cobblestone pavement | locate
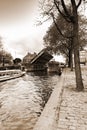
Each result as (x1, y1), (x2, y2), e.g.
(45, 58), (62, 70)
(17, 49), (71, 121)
(57, 67), (87, 130)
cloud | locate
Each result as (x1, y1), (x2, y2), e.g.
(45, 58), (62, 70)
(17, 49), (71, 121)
(0, 0), (37, 23)
(3, 33), (45, 59)
(0, 0), (51, 59)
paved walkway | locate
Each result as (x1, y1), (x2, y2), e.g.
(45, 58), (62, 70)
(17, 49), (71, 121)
(57, 67), (87, 130)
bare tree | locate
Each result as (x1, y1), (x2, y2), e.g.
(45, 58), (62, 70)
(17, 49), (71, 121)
(0, 37), (13, 66)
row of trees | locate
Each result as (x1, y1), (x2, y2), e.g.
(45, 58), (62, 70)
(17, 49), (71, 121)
(40, 0), (87, 91)
(0, 51), (13, 66)
(0, 40), (13, 66)
(0, 38), (23, 66)
(43, 13), (87, 69)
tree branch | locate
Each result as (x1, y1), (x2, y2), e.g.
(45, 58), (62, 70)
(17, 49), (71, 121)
(54, 0), (72, 22)
(76, 0), (82, 8)
(60, 42), (70, 50)
(71, 0), (76, 8)
(61, 0), (72, 18)
(51, 13), (73, 39)
(58, 46), (69, 57)
(36, 16), (51, 26)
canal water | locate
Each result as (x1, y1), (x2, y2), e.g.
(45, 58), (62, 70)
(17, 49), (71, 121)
(0, 72), (60, 130)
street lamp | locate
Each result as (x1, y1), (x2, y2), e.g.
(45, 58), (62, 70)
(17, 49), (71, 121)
(2, 48), (5, 67)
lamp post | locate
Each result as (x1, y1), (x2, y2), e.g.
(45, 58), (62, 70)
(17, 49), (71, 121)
(2, 57), (5, 67)
(2, 48), (5, 67)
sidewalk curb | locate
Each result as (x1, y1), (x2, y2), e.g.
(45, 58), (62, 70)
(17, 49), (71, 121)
(33, 70), (66, 130)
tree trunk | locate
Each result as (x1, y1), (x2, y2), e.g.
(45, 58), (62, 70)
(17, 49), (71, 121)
(68, 50), (71, 68)
(73, 6), (84, 91)
(68, 38), (73, 71)
(68, 49), (73, 71)
(70, 49), (73, 71)
(70, 38), (73, 71)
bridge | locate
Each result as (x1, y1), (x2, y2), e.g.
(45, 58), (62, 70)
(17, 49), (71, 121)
(26, 49), (53, 71)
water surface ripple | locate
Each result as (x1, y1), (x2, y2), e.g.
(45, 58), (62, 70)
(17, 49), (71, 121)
(0, 72), (60, 130)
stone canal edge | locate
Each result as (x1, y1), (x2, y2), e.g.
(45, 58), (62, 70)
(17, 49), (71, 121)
(33, 70), (66, 130)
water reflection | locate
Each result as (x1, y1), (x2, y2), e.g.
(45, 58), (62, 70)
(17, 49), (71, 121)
(0, 71), (60, 130)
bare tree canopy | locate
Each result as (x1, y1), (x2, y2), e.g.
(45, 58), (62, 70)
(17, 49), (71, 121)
(40, 0), (87, 91)
(44, 13), (87, 68)
(0, 37), (13, 65)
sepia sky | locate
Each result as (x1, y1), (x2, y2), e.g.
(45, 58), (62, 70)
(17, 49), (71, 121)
(0, 0), (51, 58)
(0, 0), (86, 60)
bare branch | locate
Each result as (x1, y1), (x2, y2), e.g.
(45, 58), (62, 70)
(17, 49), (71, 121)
(60, 42), (70, 50)
(61, 0), (71, 18)
(54, 0), (72, 22)
(51, 13), (73, 39)
(39, 0), (46, 10)
(71, 0), (76, 8)
(58, 47), (69, 57)
(41, 4), (55, 16)
(36, 16), (51, 26)
(76, 0), (82, 8)
(54, 0), (74, 23)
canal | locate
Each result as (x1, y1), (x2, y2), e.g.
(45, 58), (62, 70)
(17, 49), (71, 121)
(0, 72), (60, 130)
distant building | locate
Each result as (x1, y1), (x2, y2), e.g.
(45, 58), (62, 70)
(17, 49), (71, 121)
(79, 50), (87, 65)
(23, 52), (37, 65)
(73, 50), (87, 66)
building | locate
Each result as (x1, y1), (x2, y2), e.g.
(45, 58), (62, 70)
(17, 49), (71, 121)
(23, 52), (37, 65)
(80, 50), (87, 65)
(73, 50), (87, 66)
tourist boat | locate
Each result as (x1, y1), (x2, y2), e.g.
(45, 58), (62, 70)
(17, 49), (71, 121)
(0, 70), (26, 82)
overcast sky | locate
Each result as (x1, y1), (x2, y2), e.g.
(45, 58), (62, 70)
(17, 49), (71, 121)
(0, 0), (51, 59)
(0, 0), (86, 61)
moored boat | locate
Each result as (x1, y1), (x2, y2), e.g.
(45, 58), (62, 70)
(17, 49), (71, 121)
(0, 70), (26, 82)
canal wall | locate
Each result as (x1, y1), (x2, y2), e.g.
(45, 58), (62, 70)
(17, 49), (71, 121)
(33, 70), (66, 130)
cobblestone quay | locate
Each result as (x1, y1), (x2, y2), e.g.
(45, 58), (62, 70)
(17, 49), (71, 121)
(57, 66), (87, 130)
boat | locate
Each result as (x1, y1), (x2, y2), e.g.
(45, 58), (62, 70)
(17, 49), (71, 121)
(0, 70), (26, 82)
